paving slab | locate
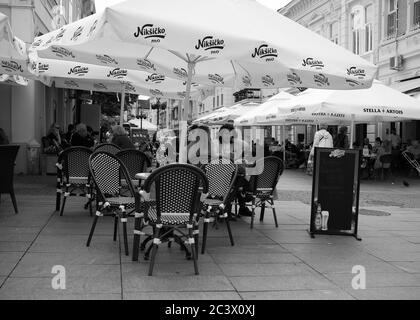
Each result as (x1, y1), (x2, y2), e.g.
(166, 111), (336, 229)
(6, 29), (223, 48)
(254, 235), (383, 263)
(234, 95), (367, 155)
(218, 262), (317, 277)
(390, 261), (420, 274)
(210, 252), (300, 264)
(122, 275), (235, 292)
(342, 286), (420, 300)
(240, 289), (354, 300)
(122, 261), (224, 276)
(124, 291), (242, 300)
(229, 274), (337, 292)
(0, 242), (31, 252)
(0, 252), (25, 276)
(205, 244), (289, 254)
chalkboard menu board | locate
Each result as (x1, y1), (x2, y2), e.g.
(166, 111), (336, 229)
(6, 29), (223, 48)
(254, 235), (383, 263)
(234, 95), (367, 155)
(309, 148), (362, 241)
(130, 128), (149, 146)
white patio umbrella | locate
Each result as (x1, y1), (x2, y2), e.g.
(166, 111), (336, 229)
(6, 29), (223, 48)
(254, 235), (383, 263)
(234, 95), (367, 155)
(234, 91), (294, 126)
(128, 118), (158, 132)
(259, 81), (420, 146)
(0, 74), (28, 86)
(193, 106), (229, 125)
(206, 101), (261, 125)
(30, 0), (378, 161)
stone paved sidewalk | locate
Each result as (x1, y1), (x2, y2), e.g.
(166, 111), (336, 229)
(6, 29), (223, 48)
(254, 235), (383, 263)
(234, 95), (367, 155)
(0, 171), (419, 300)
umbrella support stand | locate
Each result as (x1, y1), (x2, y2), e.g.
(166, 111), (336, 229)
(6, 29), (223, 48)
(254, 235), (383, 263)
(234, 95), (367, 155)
(350, 114), (355, 149)
(120, 84), (126, 125)
(179, 62), (195, 163)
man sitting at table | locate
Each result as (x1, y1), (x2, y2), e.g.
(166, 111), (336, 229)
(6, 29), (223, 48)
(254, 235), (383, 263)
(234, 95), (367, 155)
(407, 140), (420, 160)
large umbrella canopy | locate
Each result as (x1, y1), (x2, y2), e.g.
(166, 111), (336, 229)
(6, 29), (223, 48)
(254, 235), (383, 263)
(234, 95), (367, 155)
(128, 118), (158, 131)
(30, 0), (377, 92)
(259, 81), (420, 126)
(234, 91), (293, 126)
(204, 100), (261, 125)
(0, 13), (30, 77)
(193, 106), (230, 125)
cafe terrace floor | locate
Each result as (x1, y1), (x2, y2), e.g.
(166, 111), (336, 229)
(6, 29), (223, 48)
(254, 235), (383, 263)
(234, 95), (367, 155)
(0, 171), (419, 300)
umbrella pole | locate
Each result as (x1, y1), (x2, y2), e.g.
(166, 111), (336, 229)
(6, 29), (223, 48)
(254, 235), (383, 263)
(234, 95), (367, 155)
(179, 62), (195, 163)
(350, 114), (355, 149)
(120, 85), (126, 126)
(282, 125), (286, 165)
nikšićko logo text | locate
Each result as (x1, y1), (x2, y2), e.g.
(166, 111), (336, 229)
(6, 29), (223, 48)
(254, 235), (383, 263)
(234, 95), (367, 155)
(302, 58), (324, 69)
(68, 66), (89, 76)
(252, 44), (277, 62)
(195, 36), (225, 54)
(134, 24), (166, 43)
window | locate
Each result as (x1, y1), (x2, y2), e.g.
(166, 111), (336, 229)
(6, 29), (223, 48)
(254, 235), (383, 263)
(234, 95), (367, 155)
(221, 94), (224, 106)
(365, 5), (373, 52)
(212, 97), (215, 109)
(329, 22), (339, 44)
(387, 0), (398, 37)
(217, 95), (219, 107)
(351, 13), (361, 54)
(414, 0), (420, 28)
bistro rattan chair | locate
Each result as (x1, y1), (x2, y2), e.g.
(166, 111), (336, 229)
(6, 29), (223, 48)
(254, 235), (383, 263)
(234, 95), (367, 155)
(93, 143), (121, 155)
(200, 158), (238, 254)
(0, 145), (20, 214)
(132, 163), (208, 276)
(56, 147), (93, 216)
(116, 149), (151, 190)
(87, 151), (139, 256)
(245, 156), (284, 229)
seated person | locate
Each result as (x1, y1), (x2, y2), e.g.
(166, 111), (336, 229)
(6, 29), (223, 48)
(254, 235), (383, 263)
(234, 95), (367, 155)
(372, 137), (382, 154)
(111, 125), (134, 150)
(45, 123), (67, 153)
(71, 123), (95, 148)
(374, 140), (392, 171)
(407, 140), (420, 160)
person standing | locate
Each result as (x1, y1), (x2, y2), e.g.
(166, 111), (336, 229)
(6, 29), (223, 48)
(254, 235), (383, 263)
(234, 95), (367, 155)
(334, 126), (349, 149)
(307, 124), (333, 174)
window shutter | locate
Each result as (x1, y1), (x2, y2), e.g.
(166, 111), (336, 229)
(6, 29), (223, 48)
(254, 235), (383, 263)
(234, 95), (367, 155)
(414, 1), (420, 27)
(397, 0), (407, 36)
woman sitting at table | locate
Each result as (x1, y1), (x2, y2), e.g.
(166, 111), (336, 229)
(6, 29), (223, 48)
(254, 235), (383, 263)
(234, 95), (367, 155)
(372, 137), (382, 154)
(407, 140), (420, 160)
(111, 125), (134, 150)
(71, 123), (95, 148)
(374, 139), (392, 172)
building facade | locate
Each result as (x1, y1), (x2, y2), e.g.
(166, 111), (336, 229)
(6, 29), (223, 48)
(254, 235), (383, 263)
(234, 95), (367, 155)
(279, 0), (420, 145)
(0, 0), (94, 174)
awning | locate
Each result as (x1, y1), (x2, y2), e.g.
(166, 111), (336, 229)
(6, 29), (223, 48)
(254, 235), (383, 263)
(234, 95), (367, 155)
(391, 78), (420, 95)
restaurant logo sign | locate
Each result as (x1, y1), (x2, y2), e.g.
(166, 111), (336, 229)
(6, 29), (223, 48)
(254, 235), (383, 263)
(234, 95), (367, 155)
(70, 26), (84, 41)
(31, 39), (43, 48)
(93, 83), (108, 91)
(136, 58), (156, 71)
(51, 46), (76, 59)
(96, 54), (118, 65)
(173, 67), (188, 79)
(242, 75), (252, 87)
(302, 57), (325, 70)
(363, 108), (403, 115)
(68, 65), (89, 76)
(346, 78), (362, 87)
(287, 72), (302, 86)
(87, 20), (98, 37)
(208, 73), (224, 85)
(150, 88), (163, 96)
(107, 68), (128, 79)
(262, 75), (275, 87)
(265, 114), (277, 120)
(252, 44), (278, 62)
(195, 36), (225, 54)
(291, 107), (306, 112)
(134, 24), (166, 43)
(347, 67), (366, 79)
(1, 60), (24, 73)
(55, 28), (66, 42)
(314, 74), (330, 87)
(37, 63), (50, 73)
(145, 73), (165, 83)
(64, 80), (79, 88)
(125, 82), (136, 92)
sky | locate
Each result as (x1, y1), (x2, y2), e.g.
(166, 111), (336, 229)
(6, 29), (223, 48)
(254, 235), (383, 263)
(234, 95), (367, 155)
(94, 0), (292, 12)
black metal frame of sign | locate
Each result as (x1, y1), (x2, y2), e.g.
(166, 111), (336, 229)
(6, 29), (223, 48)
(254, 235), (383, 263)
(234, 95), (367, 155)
(308, 148), (362, 241)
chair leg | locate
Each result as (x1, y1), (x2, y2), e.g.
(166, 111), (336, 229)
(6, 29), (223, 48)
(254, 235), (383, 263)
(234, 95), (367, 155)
(189, 228), (199, 275)
(121, 208), (129, 256)
(87, 214), (99, 247)
(201, 211), (210, 254)
(259, 201), (265, 222)
(55, 188), (61, 212)
(250, 196), (256, 229)
(132, 214), (142, 262)
(113, 215), (118, 241)
(225, 214), (234, 246)
(148, 227), (161, 276)
(60, 185), (69, 216)
(193, 218), (199, 258)
(10, 191), (18, 214)
(272, 202), (279, 228)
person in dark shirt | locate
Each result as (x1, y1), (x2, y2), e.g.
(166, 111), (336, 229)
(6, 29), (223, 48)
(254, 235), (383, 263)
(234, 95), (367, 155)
(334, 126), (350, 149)
(0, 128), (9, 145)
(111, 125), (134, 150)
(71, 123), (94, 148)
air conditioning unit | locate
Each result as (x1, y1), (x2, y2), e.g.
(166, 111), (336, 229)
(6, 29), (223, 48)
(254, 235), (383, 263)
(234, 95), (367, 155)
(390, 55), (404, 70)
